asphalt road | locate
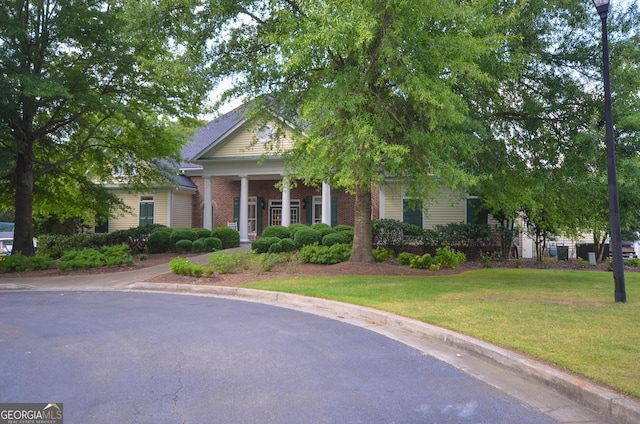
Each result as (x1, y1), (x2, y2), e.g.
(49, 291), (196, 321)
(0, 290), (558, 424)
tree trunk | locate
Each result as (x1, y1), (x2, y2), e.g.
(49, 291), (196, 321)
(350, 185), (374, 263)
(13, 147), (36, 256)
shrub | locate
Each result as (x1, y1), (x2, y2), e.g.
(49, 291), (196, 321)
(26, 254), (54, 271)
(57, 244), (132, 271)
(0, 252), (53, 272)
(410, 253), (437, 269)
(311, 223), (334, 237)
(279, 238), (295, 252)
(194, 228), (212, 239)
(262, 225), (290, 239)
(203, 237), (223, 252)
(208, 251), (258, 274)
(169, 257), (212, 277)
(252, 237), (272, 254)
(252, 237), (280, 254)
(293, 228), (322, 249)
(268, 242), (283, 253)
(148, 230), (172, 254)
(299, 243), (352, 264)
(0, 253), (29, 272)
(212, 226), (240, 249)
(322, 232), (352, 247)
(192, 238), (208, 253)
(175, 239), (193, 253)
(372, 219), (423, 254)
(397, 252), (415, 266)
(287, 223), (307, 239)
(435, 246), (466, 269)
(170, 229), (198, 249)
(334, 225), (354, 233)
(372, 247), (395, 262)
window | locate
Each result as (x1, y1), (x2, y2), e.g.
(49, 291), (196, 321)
(248, 196), (257, 234)
(466, 197), (488, 225)
(139, 195), (154, 226)
(403, 198), (423, 228)
(312, 196), (323, 224)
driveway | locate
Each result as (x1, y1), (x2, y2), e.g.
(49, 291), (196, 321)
(0, 290), (557, 424)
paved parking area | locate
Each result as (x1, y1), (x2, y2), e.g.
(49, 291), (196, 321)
(0, 291), (557, 423)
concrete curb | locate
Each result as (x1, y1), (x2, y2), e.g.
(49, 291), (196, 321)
(127, 282), (640, 424)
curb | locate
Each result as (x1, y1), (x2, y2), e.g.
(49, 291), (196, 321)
(127, 282), (640, 424)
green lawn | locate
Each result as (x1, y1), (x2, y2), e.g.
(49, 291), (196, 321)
(244, 268), (640, 398)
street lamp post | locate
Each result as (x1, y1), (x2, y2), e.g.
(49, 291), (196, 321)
(593, 0), (626, 302)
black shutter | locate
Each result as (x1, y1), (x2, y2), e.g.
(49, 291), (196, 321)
(257, 197), (264, 235)
(331, 196), (338, 227)
(233, 197), (239, 224)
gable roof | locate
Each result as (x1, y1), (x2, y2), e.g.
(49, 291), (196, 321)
(181, 104), (248, 163)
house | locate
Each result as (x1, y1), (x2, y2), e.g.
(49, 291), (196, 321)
(104, 103), (546, 256)
(100, 174), (198, 233)
(179, 106), (362, 243)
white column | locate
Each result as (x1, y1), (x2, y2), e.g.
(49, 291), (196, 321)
(322, 182), (331, 226)
(282, 176), (291, 227)
(239, 176), (249, 243)
(203, 177), (212, 230)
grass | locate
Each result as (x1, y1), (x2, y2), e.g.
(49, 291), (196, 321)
(244, 268), (640, 398)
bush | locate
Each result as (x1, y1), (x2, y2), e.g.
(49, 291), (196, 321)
(372, 219), (423, 254)
(148, 230), (172, 254)
(0, 253), (29, 272)
(410, 253), (437, 269)
(170, 229), (198, 249)
(372, 247), (395, 262)
(299, 243), (352, 264)
(169, 257), (212, 277)
(175, 239), (193, 253)
(194, 228), (212, 239)
(208, 251), (258, 274)
(279, 238), (295, 252)
(268, 242), (283, 253)
(57, 244), (133, 271)
(293, 228), (322, 249)
(334, 225), (354, 233)
(203, 237), (222, 252)
(435, 246), (466, 269)
(26, 254), (54, 270)
(311, 223), (334, 237)
(192, 238), (208, 253)
(322, 232), (353, 247)
(262, 225), (290, 239)
(287, 223), (307, 239)
(212, 226), (240, 249)
(252, 237), (281, 254)
(398, 252), (415, 266)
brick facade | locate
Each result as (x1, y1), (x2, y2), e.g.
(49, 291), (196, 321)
(190, 176), (380, 229)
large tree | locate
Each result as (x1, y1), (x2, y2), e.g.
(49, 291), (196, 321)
(0, 0), (211, 255)
(203, 0), (518, 262)
(469, 0), (640, 261)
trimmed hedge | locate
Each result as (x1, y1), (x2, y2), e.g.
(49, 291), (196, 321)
(170, 229), (198, 249)
(203, 237), (223, 252)
(212, 226), (240, 249)
(262, 225), (290, 239)
(175, 239), (193, 253)
(148, 229), (172, 253)
(293, 228), (322, 249)
(322, 231), (352, 246)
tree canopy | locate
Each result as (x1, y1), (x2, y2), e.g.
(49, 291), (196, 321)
(0, 0), (212, 255)
(204, 0), (521, 262)
(469, 0), (640, 260)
